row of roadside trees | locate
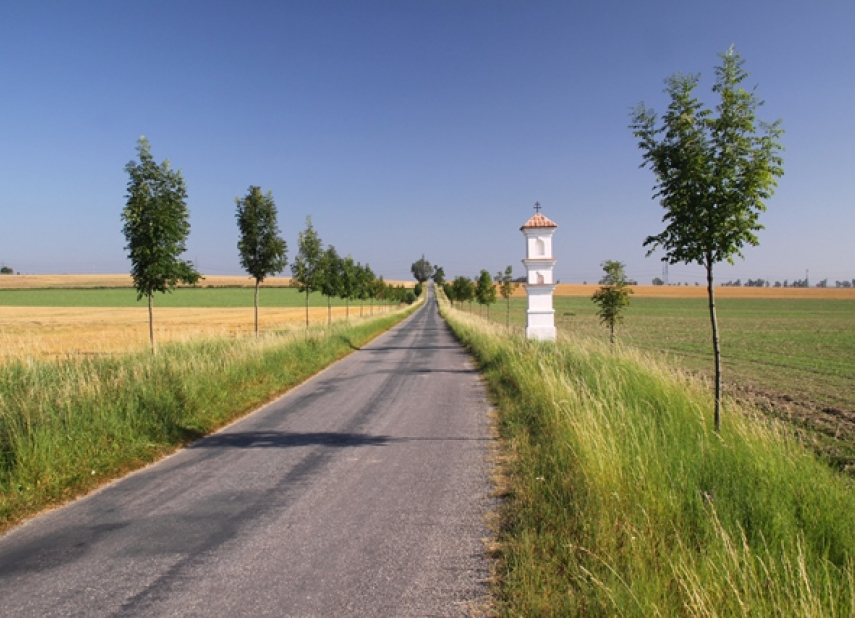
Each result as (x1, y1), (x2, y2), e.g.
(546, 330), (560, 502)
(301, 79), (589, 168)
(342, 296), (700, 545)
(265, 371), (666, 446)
(122, 137), (414, 354)
(410, 256), (518, 326)
(441, 267), (519, 328)
(284, 215), (416, 332)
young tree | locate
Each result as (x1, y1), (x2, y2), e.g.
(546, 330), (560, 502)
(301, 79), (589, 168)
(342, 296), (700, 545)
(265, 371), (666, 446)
(235, 185), (287, 335)
(443, 281), (456, 306)
(360, 264), (376, 315)
(352, 263), (365, 317)
(475, 269), (497, 318)
(630, 47), (784, 431)
(591, 260), (633, 347)
(371, 276), (386, 313)
(290, 216), (324, 328)
(495, 265), (519, 329)
(452, 276), (475, 313)
(121, 136), (200, 354)
(411, 255), (434, 283)
(319, 245), (343, 326)
(432, 266), (446, 287)
(339, 255), (358, 318)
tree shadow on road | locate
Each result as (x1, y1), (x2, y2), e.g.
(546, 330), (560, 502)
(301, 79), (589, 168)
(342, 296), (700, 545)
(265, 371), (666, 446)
(190, 431), (398, 449)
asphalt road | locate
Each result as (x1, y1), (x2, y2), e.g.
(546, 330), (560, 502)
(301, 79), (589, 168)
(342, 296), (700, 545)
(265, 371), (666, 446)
(0, 288), (494, 617)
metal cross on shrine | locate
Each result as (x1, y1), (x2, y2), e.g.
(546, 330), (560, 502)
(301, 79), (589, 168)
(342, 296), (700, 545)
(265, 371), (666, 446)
(534, 201), (541, 214)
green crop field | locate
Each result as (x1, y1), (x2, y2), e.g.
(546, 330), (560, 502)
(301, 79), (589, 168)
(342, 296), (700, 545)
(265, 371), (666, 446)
(480, 294), (855, 469)
(0, 287), (368, 308)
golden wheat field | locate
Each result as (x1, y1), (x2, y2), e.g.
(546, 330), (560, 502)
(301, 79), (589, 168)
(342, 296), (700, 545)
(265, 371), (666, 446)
(0, 274), (402, 361)
(0, 306), (376, 361)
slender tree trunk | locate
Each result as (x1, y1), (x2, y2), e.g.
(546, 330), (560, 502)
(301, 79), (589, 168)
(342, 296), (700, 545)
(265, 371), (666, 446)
(506, 296), (510, 330)
(327, 295), (332, 326)
(346, 299), (349, 320)
(305, 289), (310, 329)
(254, 279), (260, 336)
(707, 260), (722, 432)
(609, 322), (615, 348)
(147, 293), (156, 355)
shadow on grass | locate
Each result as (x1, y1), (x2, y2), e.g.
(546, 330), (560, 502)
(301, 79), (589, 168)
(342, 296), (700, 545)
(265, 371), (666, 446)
(337, 335), (361, 350)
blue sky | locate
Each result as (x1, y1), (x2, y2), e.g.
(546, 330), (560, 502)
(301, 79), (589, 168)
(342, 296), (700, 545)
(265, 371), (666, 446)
(2, 1), (853, 285)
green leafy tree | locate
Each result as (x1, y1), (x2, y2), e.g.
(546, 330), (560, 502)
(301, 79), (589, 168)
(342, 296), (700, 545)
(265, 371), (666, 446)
(361, 264), (376, 315)
(235, 185), (287, 335)
(631, 47), (784, 431)
(475, 269), (497, 317)
(591, 260), (633, 347)
(495, 266), (519, 329)
(319, 245), (343, 326)
(339, 255), (358, 318)
(368, 273), (385, 315)
(0, 266), (13, 275)
(432, 266), (445, 287)
(443, 281), (456, 306)
(355, 263), (375, 317)
(452, 276), (475, 312)
(411, 255), (434, 283)
(290, 216), (324, 328)
(121, 136), (200, 354)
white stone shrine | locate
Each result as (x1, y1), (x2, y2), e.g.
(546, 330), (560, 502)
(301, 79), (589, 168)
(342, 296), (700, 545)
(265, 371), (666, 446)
(521, 204), (558, 341)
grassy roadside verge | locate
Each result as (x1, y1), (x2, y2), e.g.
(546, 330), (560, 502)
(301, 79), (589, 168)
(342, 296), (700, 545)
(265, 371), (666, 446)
(0, 303), (419, 533)
(440, 301), (855, 616)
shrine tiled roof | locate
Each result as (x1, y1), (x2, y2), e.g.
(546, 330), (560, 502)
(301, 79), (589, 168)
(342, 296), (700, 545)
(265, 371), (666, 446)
(520, 212), (558, 229)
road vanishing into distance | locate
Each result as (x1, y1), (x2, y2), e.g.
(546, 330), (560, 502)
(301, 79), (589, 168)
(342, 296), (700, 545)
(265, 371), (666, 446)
(0, 287), (494, 617)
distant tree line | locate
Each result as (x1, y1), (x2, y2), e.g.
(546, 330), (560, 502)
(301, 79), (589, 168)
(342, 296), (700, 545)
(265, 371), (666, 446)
(719, 278), (854, 288)
(651, 276), (854, 288)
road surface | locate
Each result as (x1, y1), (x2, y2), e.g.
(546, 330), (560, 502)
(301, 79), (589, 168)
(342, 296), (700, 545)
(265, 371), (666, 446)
(0, 288), (494, 617)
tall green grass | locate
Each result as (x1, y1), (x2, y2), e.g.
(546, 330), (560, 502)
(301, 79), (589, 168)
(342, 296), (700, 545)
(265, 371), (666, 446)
(0, 307), (417, 531)
(442, 304), (855, 616)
